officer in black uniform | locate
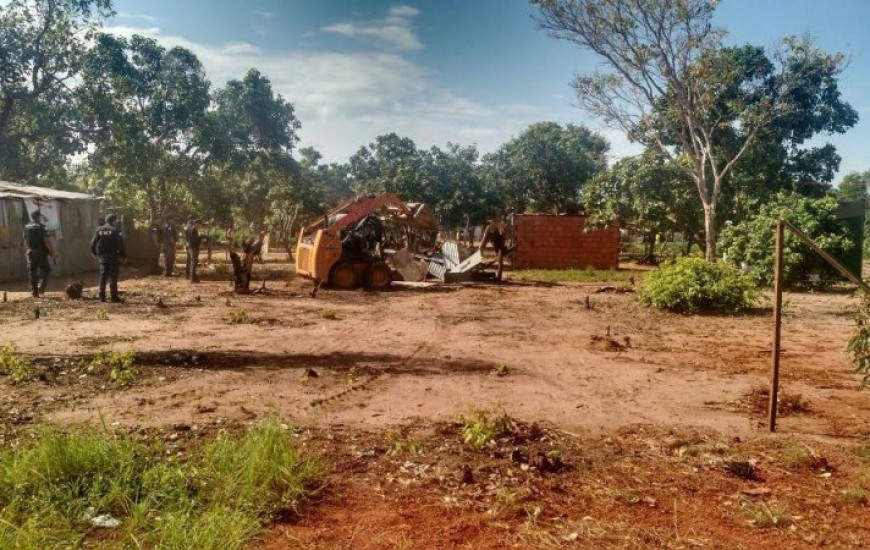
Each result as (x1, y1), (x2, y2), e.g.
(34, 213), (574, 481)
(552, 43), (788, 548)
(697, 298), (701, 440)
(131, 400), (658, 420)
(185, 215), (201, 282)
(90, 213), (127, 302)
(22, 210), (56, 298)
(162, 216), (178, 276)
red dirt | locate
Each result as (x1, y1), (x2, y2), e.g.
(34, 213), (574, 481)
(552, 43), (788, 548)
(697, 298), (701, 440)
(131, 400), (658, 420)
(3, 256), (870, 547)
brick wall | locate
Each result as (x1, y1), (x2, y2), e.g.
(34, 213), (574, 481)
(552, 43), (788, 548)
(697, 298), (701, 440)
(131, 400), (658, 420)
(513, 214), (619, 270)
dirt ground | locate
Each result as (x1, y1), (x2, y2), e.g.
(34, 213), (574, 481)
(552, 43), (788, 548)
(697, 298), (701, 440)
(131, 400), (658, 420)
(3, 254), (870, 548)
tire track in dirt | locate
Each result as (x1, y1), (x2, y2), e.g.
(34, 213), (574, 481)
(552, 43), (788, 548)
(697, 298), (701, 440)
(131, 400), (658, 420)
(308, 294), (450, 415)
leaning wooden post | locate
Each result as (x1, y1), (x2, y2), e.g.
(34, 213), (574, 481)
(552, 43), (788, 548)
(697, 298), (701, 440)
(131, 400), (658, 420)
(769, 220), (785, 432)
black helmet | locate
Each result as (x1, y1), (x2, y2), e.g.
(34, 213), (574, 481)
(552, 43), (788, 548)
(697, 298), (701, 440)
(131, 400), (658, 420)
(106, 213), (118, 224)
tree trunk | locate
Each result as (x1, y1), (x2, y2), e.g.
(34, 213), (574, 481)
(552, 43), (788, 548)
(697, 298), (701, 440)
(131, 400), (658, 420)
(703, 204), (717, 261)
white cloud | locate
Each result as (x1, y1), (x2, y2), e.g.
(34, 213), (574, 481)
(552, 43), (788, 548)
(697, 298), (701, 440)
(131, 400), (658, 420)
(388, 5), (419, 18)
(255, 10), (274, 19)
(116, 12), (159, 24)
(219, 42), (262, 55)
(322, 5), (423, 51)
(100, 22), (621, 164)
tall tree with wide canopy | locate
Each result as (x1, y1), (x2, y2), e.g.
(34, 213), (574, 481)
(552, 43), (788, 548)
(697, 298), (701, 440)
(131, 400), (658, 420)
(0, 0), (113, 184)
(483, 121), (608, 214)
(79, 33), (210, 221)
(207, 69), (303, 229)
(533, 0), (856, 259)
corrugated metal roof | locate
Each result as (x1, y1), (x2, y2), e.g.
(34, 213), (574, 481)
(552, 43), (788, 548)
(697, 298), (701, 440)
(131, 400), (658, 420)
(0, 181), (97, 200)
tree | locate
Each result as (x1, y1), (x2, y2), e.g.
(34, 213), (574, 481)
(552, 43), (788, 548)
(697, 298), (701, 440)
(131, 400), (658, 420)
(583, 153), (701, 261)
(348, 134), (494, 229)
(838, 170), (870, 202)
(422, 143), (495, 228)
(483, 121), (608, 213)
(0, 0), (113, 185)
(208, 69), (303, 230)
(533, 0), (856, 260)
(79, 33), (210, 221)
(719, 192), (853, 286)
(348, 133), (427, 199)
(209, 69), (301, 163)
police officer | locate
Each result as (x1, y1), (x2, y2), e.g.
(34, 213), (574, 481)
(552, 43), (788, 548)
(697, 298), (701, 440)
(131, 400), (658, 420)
(90, 213), (127, 302)
(184, 215), (202, 282)
(147, 219), (162, 275)
(22, 210), (56, 298)
(162, 216), (178, 276)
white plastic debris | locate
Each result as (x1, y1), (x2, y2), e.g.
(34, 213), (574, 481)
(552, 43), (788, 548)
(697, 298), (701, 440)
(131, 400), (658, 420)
(89, 514), (121, 529)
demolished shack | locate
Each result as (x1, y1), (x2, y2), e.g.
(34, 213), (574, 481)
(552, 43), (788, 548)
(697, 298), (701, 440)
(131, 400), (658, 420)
(0, 181), (101, 283)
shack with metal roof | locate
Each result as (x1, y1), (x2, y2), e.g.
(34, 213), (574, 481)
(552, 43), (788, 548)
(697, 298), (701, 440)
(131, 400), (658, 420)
(0, 181), (101, 282)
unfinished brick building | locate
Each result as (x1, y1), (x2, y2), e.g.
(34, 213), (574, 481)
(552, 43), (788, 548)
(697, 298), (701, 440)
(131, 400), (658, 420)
(512, 214), (619, 270)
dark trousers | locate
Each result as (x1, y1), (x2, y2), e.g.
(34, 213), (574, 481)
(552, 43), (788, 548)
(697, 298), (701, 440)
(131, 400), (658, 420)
(98, 257), (120, 300)
(148, 245), (161, 275)
(163, 246), (176, 276)
(186, 247), (200, 281)
(26, 249), (51, 295)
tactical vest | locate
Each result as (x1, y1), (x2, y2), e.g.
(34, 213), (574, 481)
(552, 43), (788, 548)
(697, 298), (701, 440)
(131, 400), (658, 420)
(24, 223), (48, 251)
(95, 225), (118, 255)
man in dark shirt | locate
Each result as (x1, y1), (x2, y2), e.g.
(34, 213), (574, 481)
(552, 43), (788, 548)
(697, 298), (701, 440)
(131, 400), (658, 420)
(162, 216), (178, 276)
(147, 219), (162, 275)
(22, 211), (56, 298)
(185, 215), (202, 283)
(90, 213), (127, 302)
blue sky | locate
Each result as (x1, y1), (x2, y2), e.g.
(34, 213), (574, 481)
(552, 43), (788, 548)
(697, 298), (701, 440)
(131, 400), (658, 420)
(109, 0), (870, 181)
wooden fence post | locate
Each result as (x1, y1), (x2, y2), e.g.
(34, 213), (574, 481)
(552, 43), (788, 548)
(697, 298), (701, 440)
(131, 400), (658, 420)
(769, 220), (785, 432)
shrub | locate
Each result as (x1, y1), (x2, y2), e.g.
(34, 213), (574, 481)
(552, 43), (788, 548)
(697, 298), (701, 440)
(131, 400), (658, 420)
(225, 309), (250, 324)
(90, 351), (139, 385)
(848, 293), (870, 387)
(318, 308), (339, 320)
(0, 344), (35, 384)
(638, 257), (758, 313)
(719, 192), (853, 286)
(457, 409), (514, 448)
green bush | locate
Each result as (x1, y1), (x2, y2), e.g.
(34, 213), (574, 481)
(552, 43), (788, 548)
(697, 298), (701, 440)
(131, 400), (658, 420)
(638, 257), (759, 313)
(849, 293), (870, 387)
(0, 344), (35, 384)
(719, 192), (853, 286)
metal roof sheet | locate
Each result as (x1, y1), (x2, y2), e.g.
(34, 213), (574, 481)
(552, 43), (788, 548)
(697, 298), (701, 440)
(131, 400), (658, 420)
(0, 181), (97, 200)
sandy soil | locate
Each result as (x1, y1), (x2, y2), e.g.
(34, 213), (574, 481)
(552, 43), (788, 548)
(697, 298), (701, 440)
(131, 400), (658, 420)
(2, 256), (870, 548)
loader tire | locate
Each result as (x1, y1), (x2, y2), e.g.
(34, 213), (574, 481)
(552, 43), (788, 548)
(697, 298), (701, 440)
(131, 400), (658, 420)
(329, 262), (358, 289)
(366, 262), (392, 290)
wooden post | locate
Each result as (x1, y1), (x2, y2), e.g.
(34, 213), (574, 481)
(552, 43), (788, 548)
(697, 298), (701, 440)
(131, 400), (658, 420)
(769, 220), (785, 432)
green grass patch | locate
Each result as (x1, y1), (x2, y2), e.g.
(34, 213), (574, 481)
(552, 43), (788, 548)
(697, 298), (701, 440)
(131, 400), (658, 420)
(510, 267), (641, 284)
(0, 418), (318, 549)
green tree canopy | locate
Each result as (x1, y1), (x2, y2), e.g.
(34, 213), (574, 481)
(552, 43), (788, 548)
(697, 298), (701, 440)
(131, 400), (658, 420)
(483, 121), (608, 214)
(0, 0), (113, 185)
(583, 153), (701, 260)
(534, 0), (856, 260)
(719, 192), (853, 286)
(837, 170), (870, 202)
(79, 33), (210, 220)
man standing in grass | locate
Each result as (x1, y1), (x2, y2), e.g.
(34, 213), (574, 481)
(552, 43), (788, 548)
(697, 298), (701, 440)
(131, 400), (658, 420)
(22, 210), (56, 298)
